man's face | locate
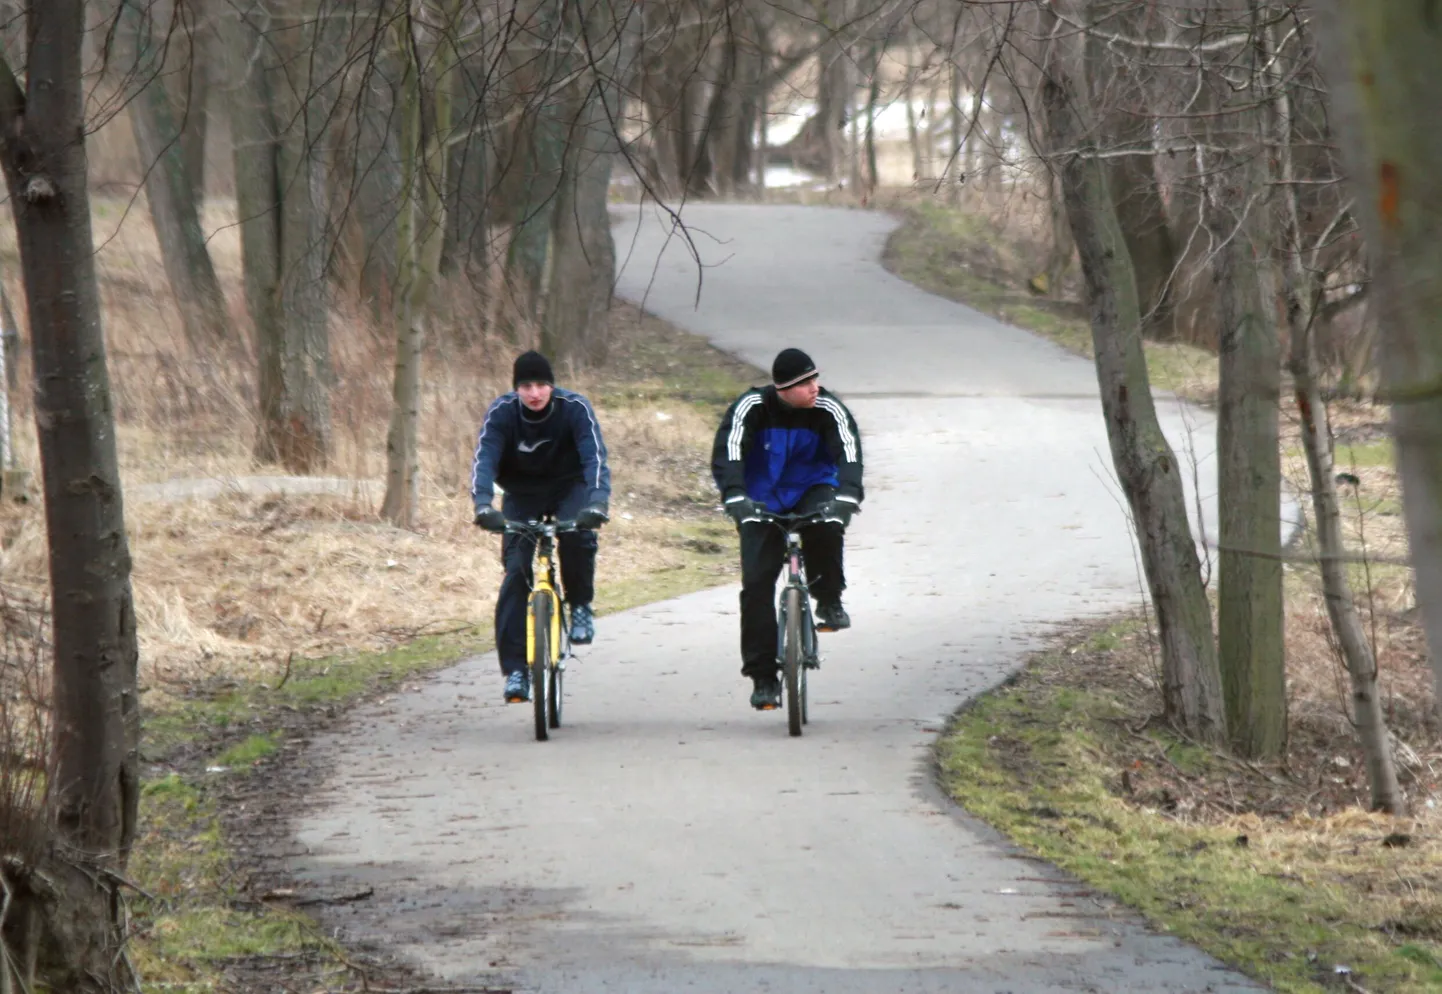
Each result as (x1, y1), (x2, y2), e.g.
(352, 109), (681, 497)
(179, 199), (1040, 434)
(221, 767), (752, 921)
(777, 377), (820, 409)
(517, 381), (553, 411)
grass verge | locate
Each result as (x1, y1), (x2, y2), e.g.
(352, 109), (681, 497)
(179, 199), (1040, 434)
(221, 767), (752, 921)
(940, 615), (1442, 994)
(882, 200), (1218, 400)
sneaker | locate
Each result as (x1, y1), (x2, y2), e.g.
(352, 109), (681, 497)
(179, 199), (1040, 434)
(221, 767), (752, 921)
(569, 604), (595, 645)
(503, 670), (530, 703)
(815, 600), (851, 632)
(750, 674), (781, 710)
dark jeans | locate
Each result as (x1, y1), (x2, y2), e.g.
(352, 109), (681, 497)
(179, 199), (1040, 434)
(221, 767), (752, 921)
(739, 485), (845, 678)
(496, 482), (598, 676)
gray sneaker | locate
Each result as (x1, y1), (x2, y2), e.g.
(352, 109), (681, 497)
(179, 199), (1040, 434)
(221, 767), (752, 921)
(503, 670), (530, 703)
(569, 604), (595, 644)
(750, 674), (781, 710)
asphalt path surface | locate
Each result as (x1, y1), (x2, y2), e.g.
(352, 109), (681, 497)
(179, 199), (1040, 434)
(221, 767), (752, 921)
(289, 205), (1266, 992)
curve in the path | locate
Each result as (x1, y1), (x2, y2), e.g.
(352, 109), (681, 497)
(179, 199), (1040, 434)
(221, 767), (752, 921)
(288, 205), (1265, 993)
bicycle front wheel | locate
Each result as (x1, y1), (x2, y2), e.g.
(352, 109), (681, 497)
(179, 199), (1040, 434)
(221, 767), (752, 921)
(531, 592), (552, 742)
(549, 609), (564, 730)
(783, 587), (803, 737)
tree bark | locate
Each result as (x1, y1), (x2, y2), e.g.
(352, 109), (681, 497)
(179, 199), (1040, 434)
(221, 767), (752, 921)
(0, 4), (140, 989)
(122, 0), (229, 349)
(542, 87), (617, 365)
(381, 2), (457, 527)
(1272, 27), (1401, 809)
(1208, 149), (1285, 758)
(1105, 109), (1179, 341)
(1042, 23), (1227, 745)
(227, 0), (332, 471)
(441, 34), (491, 290)
(177, 0), (213, 205)
(1312, 1), (1442, 697)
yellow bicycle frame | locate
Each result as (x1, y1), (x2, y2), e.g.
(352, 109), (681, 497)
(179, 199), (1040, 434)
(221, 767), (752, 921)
(525, 546), (564, 666)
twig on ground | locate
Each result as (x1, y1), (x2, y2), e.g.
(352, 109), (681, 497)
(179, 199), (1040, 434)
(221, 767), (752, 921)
(277, 886), (375, 908)
(272, 651), (294, 692)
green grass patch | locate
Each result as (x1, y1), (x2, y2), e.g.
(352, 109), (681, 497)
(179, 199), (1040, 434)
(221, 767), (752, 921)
(939, 618), (1442, 993)
(130, 771), (329, 988)
(883, 202), (1217, 399)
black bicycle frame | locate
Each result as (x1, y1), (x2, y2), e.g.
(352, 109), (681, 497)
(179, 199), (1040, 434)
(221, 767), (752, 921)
(759, 513), (822, 669)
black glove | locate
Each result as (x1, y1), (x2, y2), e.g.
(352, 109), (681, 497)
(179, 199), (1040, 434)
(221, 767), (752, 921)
(819, 498), (857, 527)
(575, 502), (610, 530)
(724, 496), (760, 525)
(473, 506), (506, 532)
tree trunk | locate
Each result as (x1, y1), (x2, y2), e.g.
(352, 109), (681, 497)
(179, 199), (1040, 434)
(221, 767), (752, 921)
(1273, 30), (1401, 810)
(820, 13), (848, 185)
(1313, 1), (1442, 697)
(0, 4), (140, 989)
(1285, 252), (1403, 811)
(441, 39), (490, 291)
(1208, 134), (1285, 759)
(947, 55), (963, 204)
(905, 69), (922, 182)
(864, 46), (879, 195)
(1105, 110), (1179, 341)
(542, 88), (617, 365)
(504, 105), (564, 329)
(177, 0), (213, 205)
(122, 0), (229, 349)
(1043, 167), (1073, 296)
(1042, 27), (1227, 745)
(227, 1), (331, 471)
(382, 2), (457, 527)
(1097, 8), (1178, 342)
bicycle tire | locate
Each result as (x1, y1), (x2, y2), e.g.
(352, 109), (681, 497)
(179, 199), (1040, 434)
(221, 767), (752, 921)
(801, 610), (813, 725)
(548, 608), (564, 729)
(531, 592), (551, 742)
(783, 587), (803, 737)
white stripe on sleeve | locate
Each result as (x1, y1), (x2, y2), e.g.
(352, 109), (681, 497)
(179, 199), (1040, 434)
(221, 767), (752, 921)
(817, 397), (858, 462)
(727, 394), (762, 461)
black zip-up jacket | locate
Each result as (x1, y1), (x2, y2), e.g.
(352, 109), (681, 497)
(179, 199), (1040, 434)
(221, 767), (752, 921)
(712, 386), (863, 513)
(470, 388), (611, 509)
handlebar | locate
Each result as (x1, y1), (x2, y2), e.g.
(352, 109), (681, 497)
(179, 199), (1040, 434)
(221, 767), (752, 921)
(478, 518), (580, 536)
(741, 510), (831, 528)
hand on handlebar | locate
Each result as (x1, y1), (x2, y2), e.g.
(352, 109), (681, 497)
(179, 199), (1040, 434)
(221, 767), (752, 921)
(575, 502), (609, 530)
(818, 498), (857, 528)
(724, 495), (760, 525)
(473, 506), (506, 532)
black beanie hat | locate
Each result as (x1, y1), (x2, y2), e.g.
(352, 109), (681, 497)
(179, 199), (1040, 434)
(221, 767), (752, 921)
(772, 348), (819, 389)
(513, 350), (554, 388)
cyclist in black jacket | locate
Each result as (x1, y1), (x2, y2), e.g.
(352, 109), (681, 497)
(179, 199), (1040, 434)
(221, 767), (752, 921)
(472, 351), (611, 704)
(712, 348), (863, 710)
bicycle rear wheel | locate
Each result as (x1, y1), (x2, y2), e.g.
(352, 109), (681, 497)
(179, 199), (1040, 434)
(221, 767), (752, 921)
(783, 587), (803, 737)
(531, 592), (552, 741)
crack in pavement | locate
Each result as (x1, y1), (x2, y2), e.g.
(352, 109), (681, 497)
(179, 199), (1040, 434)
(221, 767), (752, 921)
(286, 205), (1269, 993)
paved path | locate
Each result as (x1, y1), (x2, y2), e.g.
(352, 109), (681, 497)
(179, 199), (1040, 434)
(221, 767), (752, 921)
(289, 205), (1263, 992)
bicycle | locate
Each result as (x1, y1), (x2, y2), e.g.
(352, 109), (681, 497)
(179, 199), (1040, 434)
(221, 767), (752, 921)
(491, 517), (576, 742)
(746, 510), (829, 737)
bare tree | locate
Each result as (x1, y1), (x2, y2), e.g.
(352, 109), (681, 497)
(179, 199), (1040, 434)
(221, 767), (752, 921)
(119, 0), (230, 348)
(224, 0), (333, 471)
(1040, 3), (1227, 745)
(1312, 0), (1442, 698)
(381, 0), (459, 527)
(541, 0), (629, 362)
(1206, 11), (1285, 759)
(0, 2), (141, 988)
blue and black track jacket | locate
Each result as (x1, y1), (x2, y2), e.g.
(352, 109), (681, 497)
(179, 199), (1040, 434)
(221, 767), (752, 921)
(470, 388), (611, 510)
(711, 386), (863, 514)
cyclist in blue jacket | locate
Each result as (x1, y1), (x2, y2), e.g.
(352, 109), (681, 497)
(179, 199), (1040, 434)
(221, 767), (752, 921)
(472, 351), (611, 704)
(712, 348), (863, 710)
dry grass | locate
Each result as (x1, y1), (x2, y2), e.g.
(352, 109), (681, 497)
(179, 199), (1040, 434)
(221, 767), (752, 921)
(0, 197), (756, 709)
(942, 615), (1442, 993)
